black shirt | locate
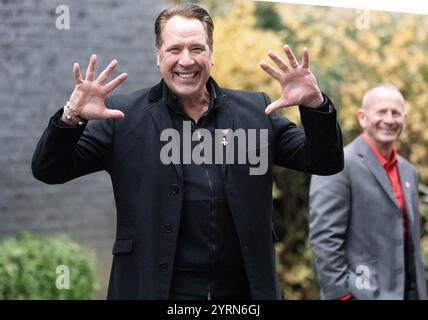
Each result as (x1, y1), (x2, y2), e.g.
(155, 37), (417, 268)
(163, 81), (250, 298)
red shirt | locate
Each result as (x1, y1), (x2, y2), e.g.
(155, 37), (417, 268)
(362, 133), (409, 239)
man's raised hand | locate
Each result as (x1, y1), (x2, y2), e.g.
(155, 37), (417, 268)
(260, 45), (323, 114)
(65, 54), (128, 122)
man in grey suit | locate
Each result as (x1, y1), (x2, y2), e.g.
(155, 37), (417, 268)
(309, 84), (427, 300)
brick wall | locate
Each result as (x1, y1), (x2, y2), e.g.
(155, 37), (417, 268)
(0, 0), (165, 298)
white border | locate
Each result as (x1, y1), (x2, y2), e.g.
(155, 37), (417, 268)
(255, 0), (428, 15)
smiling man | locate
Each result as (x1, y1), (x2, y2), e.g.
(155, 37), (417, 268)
(32, 4), (343, 299)
(155, 15), (213, 115)
(310, 84), (428, 300)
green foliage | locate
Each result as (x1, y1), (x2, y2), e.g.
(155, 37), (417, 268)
(276, 240), (320, 299)
(419, 203), (428, 280)
(273, 168), (318, 299)
(255, 2), (283, 31)
(0, 232), (97, 299)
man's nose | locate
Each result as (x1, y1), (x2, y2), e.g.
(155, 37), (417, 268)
(178, 50), (195, 66)
(383, 111), (395, 123)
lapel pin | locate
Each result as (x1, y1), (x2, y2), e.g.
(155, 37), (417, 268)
(405, 181), (411, 188)
(221, 129), (229, 146)
(221, 136), (228, 146)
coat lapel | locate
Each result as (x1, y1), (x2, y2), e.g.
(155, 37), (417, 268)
(397, 159), (415, 224)
(148, 82), (183, 182)
(215, 95), (235, 177)
(355, 136), (400, 210)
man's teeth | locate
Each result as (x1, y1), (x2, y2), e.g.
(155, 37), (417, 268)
(176, 72), (196, 79)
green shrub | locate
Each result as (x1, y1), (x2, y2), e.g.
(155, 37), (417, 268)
(0, 232), (97, 299)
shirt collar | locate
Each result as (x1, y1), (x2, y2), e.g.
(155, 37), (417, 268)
(361, 133), (398, 169)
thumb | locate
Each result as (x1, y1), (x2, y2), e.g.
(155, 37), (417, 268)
(102, 109), (125, 120)
(265, 99), (287, 114)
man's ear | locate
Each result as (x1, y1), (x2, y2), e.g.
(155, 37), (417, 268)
(156, 48), (160, 68)
(402, 112), (407, 130)
(357, 108), (366, 129)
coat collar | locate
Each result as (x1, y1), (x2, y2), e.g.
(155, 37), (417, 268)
(397, 159), (416, 223)
(354, 135), (414, 221)
(355, 135), (399, 209)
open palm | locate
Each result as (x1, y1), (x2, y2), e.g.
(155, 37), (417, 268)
(68, 54), (128, 120)
(260, 45), (323, 114)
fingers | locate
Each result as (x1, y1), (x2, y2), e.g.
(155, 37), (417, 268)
(265, 98), (287, 114)
(85, 54), (97, 81)
(301, 47), (309, 68)
(96, 59), (118, 84)
(283, 45), (299, 69)
(259, 61), (281, 81)
(267, 50), (289, 73)
(104, 73), (128, 93)
(265, 45), (308, 71)
(73, 63), (83, 84)
(102, 108), (125, 120)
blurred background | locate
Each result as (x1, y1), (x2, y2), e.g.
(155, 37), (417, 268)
(1, 0), (428, 299)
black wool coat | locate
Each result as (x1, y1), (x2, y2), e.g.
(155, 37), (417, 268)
(32, 78), (344, 299)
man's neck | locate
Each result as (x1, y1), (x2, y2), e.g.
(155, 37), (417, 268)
(362, 132), (394, 161)
(179, 89), (210, 124)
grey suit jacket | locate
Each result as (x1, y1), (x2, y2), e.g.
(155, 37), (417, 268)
(309, 135), (427, 300)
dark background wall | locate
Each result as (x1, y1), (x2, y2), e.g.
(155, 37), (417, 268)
(1, 0), (165, 298)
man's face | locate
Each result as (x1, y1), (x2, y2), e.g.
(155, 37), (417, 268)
(156, 16), (213, 100)
(358, 89), (406, 146)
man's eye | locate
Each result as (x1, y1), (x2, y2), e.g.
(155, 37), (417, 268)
(192, 48), (204, 53)
(169, 49), (180, 54)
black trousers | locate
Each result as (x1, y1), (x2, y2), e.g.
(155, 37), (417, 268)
(404, 238), (419, 300)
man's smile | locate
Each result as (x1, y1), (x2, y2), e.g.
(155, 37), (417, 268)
(174, 71), (198, 79)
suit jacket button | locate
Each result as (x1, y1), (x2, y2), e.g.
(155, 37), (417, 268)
(163, 224), (173, 233)
(396, 240), (403, 246)
(159, 264), (168, 272)
(170, 184), (179, 195)
(396, 268), (403, 274)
